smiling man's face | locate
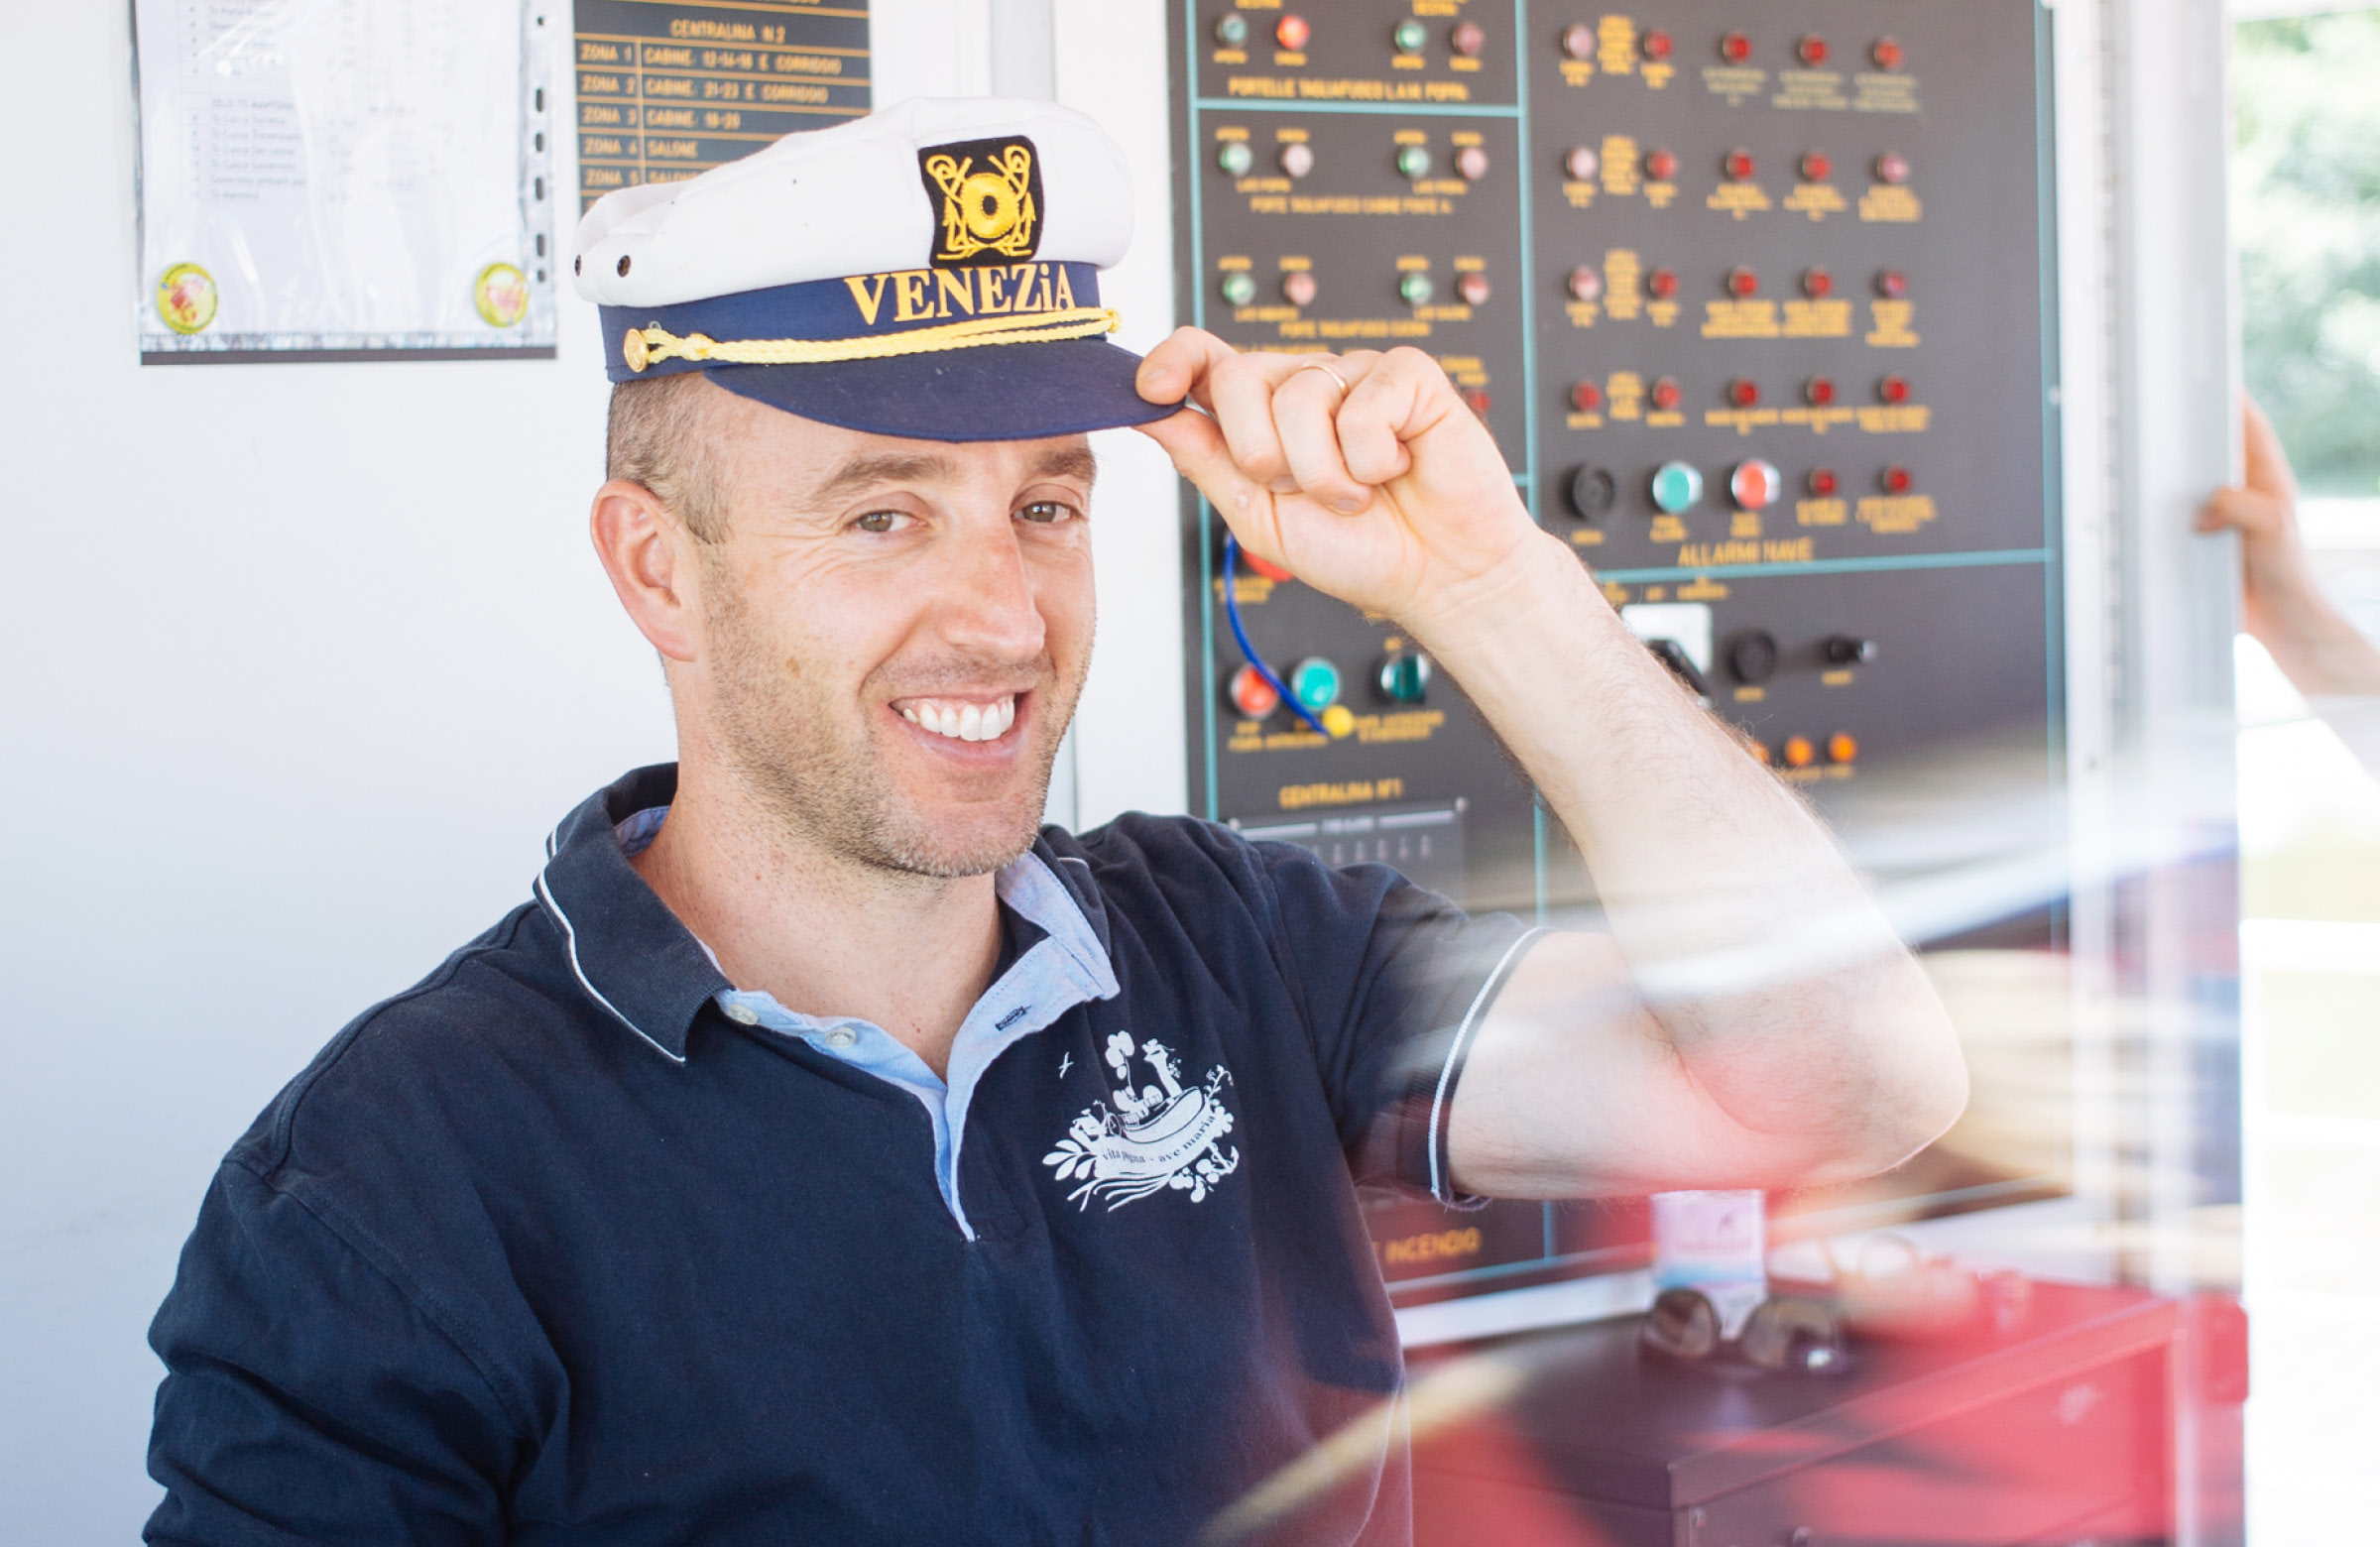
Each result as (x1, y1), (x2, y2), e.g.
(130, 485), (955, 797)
(676, 387), (1098, 879)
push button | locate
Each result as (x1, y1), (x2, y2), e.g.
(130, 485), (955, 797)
(1392, 19), (1427, 54)
(1807, 467), (1839, 497)
(1876, 269), (1910, 299)
(1228, 664), (1280, 720)
(1456, 271), (1490, 305)
(1880, 465), (1914, 494)
(1395, 144), (1432, 179)
(1720, 30), (1752, 63)
(1570, 380), (1605, 413)
(1647, 267), (1680, 299)
(1727, 266), (1759, 298)
(1651, 461), (1703, 514)
(1274, 14), (1310, 51)
(1797, 34), (1829, 65)
(1289, 656), (1343, 713)
(1562, 23), (1596, 60)
(1727, 378), (1760, 409)
(1454, 144), (1490, 181)
(1803, 266), (1834, 298)
(1215, 14), (1249, 47)
(1377, 652), (1433, 704)
(1644, 148), (1679, 182)
(1569, 464), (1617, 518)
(1650, 376), (1684, 411)
(1729, 631), (1780, 684)
(1564, 145), (1601, 182)
(1568, 266), (1605, 302)
(1724, 148), (1757, 182)
(1641, 28), (1673, 61)
(1800, 151), (1832, 183)
(1827, 733), (1859, 765)
(1216, 141), (1253, 177)
(1450, 21), (1486, 57)
(1397, 272), (1434, 305)
(1805, 377), (1837, 407)
(1278, 141), (1314, 178)
(1280, 270), (1317, 306)
(1874, 152), (1912, 185)
(1729, 458), (1782, 510)
(1872, 36), (1905, 70)
(1878, 374), (1912, 405)
(1219, 270), (1255, 306)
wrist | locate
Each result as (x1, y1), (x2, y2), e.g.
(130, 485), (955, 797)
(1400, 528), (1597, 659)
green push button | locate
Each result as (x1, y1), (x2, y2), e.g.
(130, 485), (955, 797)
(1289, 656), (1343, 713)
(1216, 141), (1253, 178)
(1219, 271), (1256, 306)
(1397, 271), (1434, 306)
(1215, 13), (1249, 46)
(1395, 144), (1432, 179)
(1393, 20), (1428, 53)
(1650, 461), (1704, 515)
(1377, 652), (1432, 704)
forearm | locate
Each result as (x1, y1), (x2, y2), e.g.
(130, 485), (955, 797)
(2246, 556), (2380, 698)
(1405, 534), (1965, 1166)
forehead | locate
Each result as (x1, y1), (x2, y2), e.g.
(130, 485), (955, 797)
(697, 380), (1098, 501)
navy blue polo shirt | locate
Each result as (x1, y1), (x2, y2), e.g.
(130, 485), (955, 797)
(146, 765), (1540, 1547)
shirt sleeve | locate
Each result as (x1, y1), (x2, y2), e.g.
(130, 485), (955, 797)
(146, 1162), (519, 1547)
(1245, 838), (1545, 1205)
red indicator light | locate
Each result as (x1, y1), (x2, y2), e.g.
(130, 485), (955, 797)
(1564, 145), (1600, 182)
(1450, 21), (1485, 57)
(1274, 15), (1310, 51)
(1879, 375), (1912, 405)
(1728, 378), (1760, 409)
(1876, 269), (1910, 299)
(1570, 380), (1605, 414)
(1808, 468), (1840, 498)
(1872, 36), (1905, 70)
(1727, 266), (1759, 298)
(1881, 464), (1914, 494)
(1803, 266), (1834, 298)
(1567, 265), (1604, 302)
(1561, 23), (1595, 60)
(1462, 388), (1492, 417)
(1457, 271), (1491, 306)
(1454, 145), (1489, 181)
(1281, 270), (1317, 306)
(1805, 377), (1836, 407)
(1721, 31), (1752, 64)
(1783, 735), (1817, 770)
(1651, 377), (1684, 412)
(1644, 148), (1679, 182)
(1647, 267), (1680, 299)
(1800, 151), (1832, 183)
(1724, 148), (1757, 182)
(1798, 34), (1829, 65)
(1874, 152), (1911, 185)
(1228, 664), (1281, 720)
(1642, 28), (1673, 61)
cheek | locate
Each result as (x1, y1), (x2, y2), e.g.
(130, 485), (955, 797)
(1031, 547), (1098, 658)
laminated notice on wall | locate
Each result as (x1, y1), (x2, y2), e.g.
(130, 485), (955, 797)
(132, 1), (558, 362)
(573, 0), (870, 214)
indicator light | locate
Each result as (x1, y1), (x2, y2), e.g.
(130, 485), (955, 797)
(1567, 266), (1604, 302)
(1806, 377), (1837, 407)
(1461, 388), (1492, 416)
(1800, 151), (1832, 183)
(1454, 144), (1489, 181)
(1217, 141), (1253, 177)
(1220, 270), (1255, 306)
(1395, 144), (1432, 178)
(1872, 36), (1905, 70)
(1880, 464), (1914, 494)
(1228, 664), (1280, 720)
(1398, 271), (1434, 305)
(1827, 635), (1880, 664)
(1281, 270), (1317, 306)
(1647, 267), (1680, 299)
(1215, 14), (1249, 47)
(1288, 656), (1342, 713)
(1456, 271), (1491, 305)
(1650, 460), (1703, 514)
(1564, 145), (1600, 182)
(1569, 463), (1617, 518)
(1729, 457), (1781, 509)
(1240, 548), (1294, 582)
(1828, 733), (1859, 765)
(1798, 34), (1829, 66)
(1644, 148), (1679, 182)
(1641, 28), (1673, 61)
(1879, 375), (1912, 405)
(1274, 14), (1310, 51)
(1783, 735), (1817, 770)
(1278, 142), (1314, 178)
(1874, 152), (1911, 185)
(1729, 631), (1780, 685)
(1450, 21), (1485, 57)
(1803, 266), (1835, 298)
(1561, 23), (1595, 60)
(1876, 269), (1910, 299)
(1392, 19), (1427, 54)
(1727, 378), (1760, 410)
(1724, 148), (1757, 181)
(1727, 266), (1760, 298)
(1570, 380), (1605, 414)
(1807, 467), (1840, 497)
(1378, 652), (1433, 704)
(1650, 376), (1684, 411)
(1720, 31), (1752, 64)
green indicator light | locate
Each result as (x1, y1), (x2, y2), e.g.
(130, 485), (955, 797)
(1392, 20), (1427, 53)
(1216, 141), (1253, 178)
(1215, 14), (1249, 46)
(1377, 652), (1432, 704)
(1220, 271), (1256, 306)
(1397, 272), (1434, 306)
(1289, 656), (1343, 712)
(1650, 461), (1704, 515)
(1395, 144), (1432, 178)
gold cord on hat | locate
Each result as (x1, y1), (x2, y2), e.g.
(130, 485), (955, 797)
(621, 306), (1122, 373)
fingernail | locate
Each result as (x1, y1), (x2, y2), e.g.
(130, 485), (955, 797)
(1269, 478), (1298, 495)
(1333, 496), (1365, 515)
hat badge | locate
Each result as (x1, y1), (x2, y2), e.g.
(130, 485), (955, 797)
(922, 138), (1041, 266)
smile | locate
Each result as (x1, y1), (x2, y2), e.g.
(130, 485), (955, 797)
(895, 694), (1018, 744)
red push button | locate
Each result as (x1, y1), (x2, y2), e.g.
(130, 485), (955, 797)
(1724, 147), (1757, 182)
(1872, 36), (1905, 70)
(1647, 267), (1680, 299)
(1720, 30), (1752, 63)
(1798, 34), (1829, 65)
(1727, 378), (1760, 409)
(1644, 148), (1679, 182)
(1881, 465), (1914, 494)
(1650, 376), (1684, 411)
(1641, 28), (1674, 61)
(1803, 266), (1834, 298)
(1229, 664), (1280, 720)
(1570, 380), (1604, 414)
(1879, 374), (1912, 405)
(1876, 269), (1910, 299)
(1567, 265), (1604, 302)
(1454, 144), (1489, 181)
(1800, 151), (1832, 183)
(1727, 266), (1759, 298)
(1450, 20), (1486, 57)
(1874, 152), (1911, 185)
(1807, 467), (1840, 498)
(1281, 270), (1317, 306)
(1457, 271), (1490, 305)
(1805, 376), (1837, 407)
(1564, 145), (1600, 182)
(1561, 23), (1595, 60)
(1274, 14), (1310, 50)
(1729, 458), (1783, 510)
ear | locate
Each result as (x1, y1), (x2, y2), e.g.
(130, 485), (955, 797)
(590, 479), (703, 663)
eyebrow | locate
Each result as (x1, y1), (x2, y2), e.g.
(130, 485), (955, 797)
(804, 440), (1099, 506)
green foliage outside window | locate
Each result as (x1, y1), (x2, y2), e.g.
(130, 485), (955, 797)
(2233, 10), (2380, 497)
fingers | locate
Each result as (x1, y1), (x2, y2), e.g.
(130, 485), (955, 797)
(1336, 348), (1446, 486)
(1273, 356), (1382, 514)
(1133, 406), (1280, 552)
(1134, 327), (1235, 411)
(2240, 397), (2297, 501)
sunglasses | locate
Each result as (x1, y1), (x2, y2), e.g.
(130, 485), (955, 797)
(1640, 1288), (1849, 1374)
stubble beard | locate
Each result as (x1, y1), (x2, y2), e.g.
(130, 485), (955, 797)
(700, 572), (1085, 881)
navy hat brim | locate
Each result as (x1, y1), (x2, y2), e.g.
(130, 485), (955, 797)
(703, 336), (1184, 442)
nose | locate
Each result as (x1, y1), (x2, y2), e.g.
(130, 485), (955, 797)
(935, 516), (1047, 665)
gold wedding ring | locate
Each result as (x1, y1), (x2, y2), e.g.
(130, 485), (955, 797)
(1294, 360), (1351, 396)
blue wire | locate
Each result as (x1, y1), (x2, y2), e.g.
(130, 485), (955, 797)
(1223, 535), (1329, 736)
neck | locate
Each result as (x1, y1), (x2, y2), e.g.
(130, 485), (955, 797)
(632, 755), (1005, 1081)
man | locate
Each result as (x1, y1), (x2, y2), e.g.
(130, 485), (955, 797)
(147, 99), (1965, 1545)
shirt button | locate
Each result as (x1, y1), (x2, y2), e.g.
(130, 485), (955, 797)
(824, 1027), (857, 1050)
(723, 1002), (760, 1026)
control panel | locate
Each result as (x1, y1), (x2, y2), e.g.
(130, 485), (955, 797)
(1167, 1), (2060, 1308)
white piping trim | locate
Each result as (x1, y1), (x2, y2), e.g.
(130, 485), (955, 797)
(1426, 926), (1549, 1202)
(534, 867), (688, 1066)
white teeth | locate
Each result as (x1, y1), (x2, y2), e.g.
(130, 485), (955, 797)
(900, 696), (1016, 743)
(959, 703), (985, 742)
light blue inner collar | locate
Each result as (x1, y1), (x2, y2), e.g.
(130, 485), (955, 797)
(615, 807), (1119, 1240)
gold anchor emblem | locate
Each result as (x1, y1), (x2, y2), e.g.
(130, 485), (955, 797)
(922, 139), (1040, 265)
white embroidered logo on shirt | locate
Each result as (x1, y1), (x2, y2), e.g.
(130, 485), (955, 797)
(1043, 1032), (1240, 1211)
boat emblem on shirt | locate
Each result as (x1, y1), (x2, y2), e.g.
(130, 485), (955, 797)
(1042, 1032), (1240, 1211)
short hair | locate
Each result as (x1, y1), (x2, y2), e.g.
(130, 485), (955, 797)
(605, 374), (732, 543)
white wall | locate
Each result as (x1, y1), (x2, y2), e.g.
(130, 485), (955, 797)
(0, 3), (1191, 1539)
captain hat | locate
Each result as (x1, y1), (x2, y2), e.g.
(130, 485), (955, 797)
(572, 97), (1178, 442)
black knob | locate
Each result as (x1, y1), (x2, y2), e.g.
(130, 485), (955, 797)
(1826, 635), (1878, 665)
(1728, 631), (1780, 685)
(1567, 465), (1617, 520)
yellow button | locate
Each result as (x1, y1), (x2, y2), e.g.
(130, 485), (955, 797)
(1322, 704), (1357, 739)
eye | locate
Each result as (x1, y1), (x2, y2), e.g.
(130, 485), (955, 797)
(853, 510), (909, 535)
(1016, 500), (1077, 525)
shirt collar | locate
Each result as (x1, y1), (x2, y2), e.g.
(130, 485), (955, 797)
(534, 764), (1119, 1063)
